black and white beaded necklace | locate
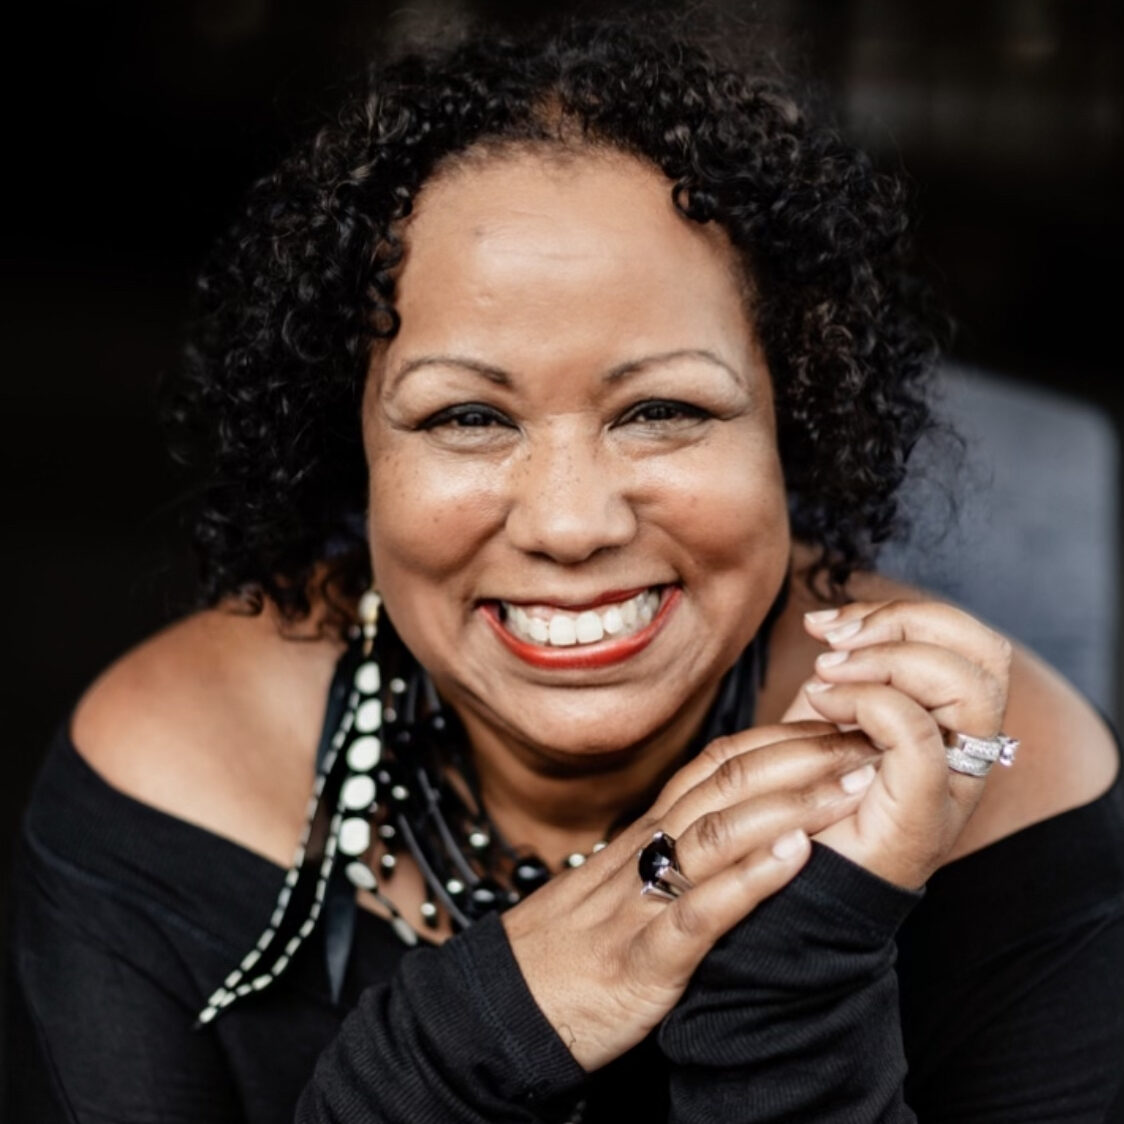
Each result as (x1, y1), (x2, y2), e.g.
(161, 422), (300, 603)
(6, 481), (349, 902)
(195, 583), (785, 1027)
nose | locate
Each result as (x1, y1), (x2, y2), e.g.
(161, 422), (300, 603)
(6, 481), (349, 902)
(504, 430), (638, 564)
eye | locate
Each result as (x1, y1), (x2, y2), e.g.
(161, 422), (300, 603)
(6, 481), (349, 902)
(617, 399), (711, 427)
(419, 403), (515, 430)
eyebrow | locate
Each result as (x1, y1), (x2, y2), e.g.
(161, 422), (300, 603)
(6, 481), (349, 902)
(387, 348), (746, 394)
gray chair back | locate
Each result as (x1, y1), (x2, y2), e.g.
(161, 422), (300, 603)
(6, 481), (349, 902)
(878, 364), (1119, 719)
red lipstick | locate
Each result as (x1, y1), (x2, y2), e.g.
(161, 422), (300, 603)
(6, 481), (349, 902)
(480, 586), (681, 670)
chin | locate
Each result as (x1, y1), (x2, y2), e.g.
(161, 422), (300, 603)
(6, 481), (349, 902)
(490, 685), (705, 770)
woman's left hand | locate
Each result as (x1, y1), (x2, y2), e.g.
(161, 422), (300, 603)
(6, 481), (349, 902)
(787, 599), (1013, 889)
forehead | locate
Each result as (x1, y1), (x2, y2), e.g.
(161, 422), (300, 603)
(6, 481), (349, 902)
(380, 148), (758, 380)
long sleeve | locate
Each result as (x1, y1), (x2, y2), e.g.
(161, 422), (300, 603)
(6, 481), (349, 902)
(897, 774), (1124, 1122)
(6, 831), (247, 1123)
(659, 842), (923, 1123)
(295, 912), (586, 1123)
(661, 760), (1124, 1124)
(6, 732), (590, 1124)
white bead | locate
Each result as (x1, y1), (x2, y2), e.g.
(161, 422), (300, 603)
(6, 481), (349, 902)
(341, 774), (376, 810)
(355, 699), (382, 732)
(358, 590), (381, 625)
(345, 861), (377, 890)
(347, 735), (382, 772)
(338, 817), (371, 856)
(392, 918), (419, 947)
(355, 662), (381, 695)
(389, 677), (407, 694)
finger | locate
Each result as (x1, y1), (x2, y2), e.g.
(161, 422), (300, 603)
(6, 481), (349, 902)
(804, 601), (1012, 683)
(670, 764), (878, 883)
(631, 828), (811, 989)
(803, 681), (980, 812)
(813, 641), (1007, 736)
(651, 721), (838, 812)
(803, 601), (890, 635)
(660, 729), (881, 838)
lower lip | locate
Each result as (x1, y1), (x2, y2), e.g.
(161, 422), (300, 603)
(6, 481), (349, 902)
(480, 587), (681, 670)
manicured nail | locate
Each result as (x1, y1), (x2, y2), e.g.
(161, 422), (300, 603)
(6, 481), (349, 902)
(839, 763), (876, 794)
(772, 829), (809, 860)
(804, 609), (840, 625)
(825, 619), (862, 644)
(816, 649), (849, 668)
(804, 680), (833, 694)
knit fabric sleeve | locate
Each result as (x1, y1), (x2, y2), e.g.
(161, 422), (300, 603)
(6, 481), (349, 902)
(659, 842), (923, 1123)
(295, 910), (588, 1124)
(6, 830), (248, 1124)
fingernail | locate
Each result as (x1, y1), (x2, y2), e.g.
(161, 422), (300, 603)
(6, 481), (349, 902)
(772, 829), (809, 860)
(816, 649), (849, 668)
(804, 609), (839, 625)
(839, 763), (876, 794)
(804, 680), (833, 694)
(825, 619), (862, 644)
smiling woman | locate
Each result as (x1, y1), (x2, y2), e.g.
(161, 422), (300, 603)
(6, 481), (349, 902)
(6, 13), (1124, 1124)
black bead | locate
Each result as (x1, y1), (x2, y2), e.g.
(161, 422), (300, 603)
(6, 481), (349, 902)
(512, 856), (551, 894)
(637, 832), (676, 884)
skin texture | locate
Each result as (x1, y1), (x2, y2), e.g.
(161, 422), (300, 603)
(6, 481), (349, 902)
(69, 148), (1119, 1074)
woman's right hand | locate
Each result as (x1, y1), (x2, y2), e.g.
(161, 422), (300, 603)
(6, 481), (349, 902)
(500, 722), (881, 1071)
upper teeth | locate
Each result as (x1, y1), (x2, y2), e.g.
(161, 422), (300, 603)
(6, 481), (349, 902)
(501, 588), (661, 647)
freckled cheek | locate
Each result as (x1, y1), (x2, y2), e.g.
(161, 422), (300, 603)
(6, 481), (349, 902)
(661, 449), (789, 575)
(366, 448), (506, 588)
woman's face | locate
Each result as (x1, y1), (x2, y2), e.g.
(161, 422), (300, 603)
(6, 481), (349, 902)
(363, 149), (790, 769)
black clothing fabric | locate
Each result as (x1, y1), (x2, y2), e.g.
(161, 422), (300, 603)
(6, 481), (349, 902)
(6, 721), (1124, 1122)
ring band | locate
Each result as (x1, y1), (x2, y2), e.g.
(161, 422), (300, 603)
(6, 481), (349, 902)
(638, 831), (694, 901)
(945, 732), (1020, 777)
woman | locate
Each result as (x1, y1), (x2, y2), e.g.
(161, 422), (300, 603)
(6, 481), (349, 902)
(7, 15), (1123, 1123)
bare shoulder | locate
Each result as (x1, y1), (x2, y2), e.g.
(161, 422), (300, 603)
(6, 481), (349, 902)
(70, 602), (345, 868)
(767, 559), (1120, 862)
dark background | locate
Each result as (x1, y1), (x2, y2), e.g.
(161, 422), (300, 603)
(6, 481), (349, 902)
(1, 0), (1121, 1059)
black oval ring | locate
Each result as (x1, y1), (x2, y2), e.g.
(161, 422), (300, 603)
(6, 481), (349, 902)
(638, 830), (695, 900)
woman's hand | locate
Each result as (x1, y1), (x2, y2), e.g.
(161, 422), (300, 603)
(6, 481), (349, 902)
(502, 721), (882, 1071)
(796, 599), (1013, 890)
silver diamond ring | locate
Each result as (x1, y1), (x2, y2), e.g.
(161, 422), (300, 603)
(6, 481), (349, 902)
(945, 732), (1019, 777)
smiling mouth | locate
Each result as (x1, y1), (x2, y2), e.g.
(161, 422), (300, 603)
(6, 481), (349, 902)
(499, 587), (662, 647)
(479, 585), (680, 670)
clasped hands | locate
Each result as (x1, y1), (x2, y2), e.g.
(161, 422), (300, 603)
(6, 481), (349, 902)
(504, 599), (1013, 1070)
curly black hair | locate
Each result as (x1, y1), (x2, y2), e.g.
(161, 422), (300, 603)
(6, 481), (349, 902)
(168, 13), (941, 626)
